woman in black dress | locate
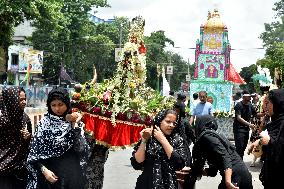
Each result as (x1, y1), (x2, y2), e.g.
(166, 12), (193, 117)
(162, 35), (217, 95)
(185, 115), (252, 189)
(250, 88), (284, 188)
(0, 87), (32, 189)
(131, 109), (188, 189)
(26, 87), (89, 189)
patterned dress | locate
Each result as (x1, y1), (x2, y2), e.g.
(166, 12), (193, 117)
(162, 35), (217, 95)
(85, 143), (109, 189)
(250, 101), (261, 142)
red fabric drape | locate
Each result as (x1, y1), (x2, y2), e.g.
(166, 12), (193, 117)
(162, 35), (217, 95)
(83, 113), (145, 148)
(228, 63), (246, 84)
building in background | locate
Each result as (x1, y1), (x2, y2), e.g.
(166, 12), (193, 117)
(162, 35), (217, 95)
(89, 14), (115, 24)
(3, 20), (43, 86)
(7, 44), (43, 85)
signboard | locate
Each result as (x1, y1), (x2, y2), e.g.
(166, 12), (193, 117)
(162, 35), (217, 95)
(186, 74), (191, 81)
(166, 66), (173, 75)
(18, 48), (43, 73)
(115, 48), (123, 62)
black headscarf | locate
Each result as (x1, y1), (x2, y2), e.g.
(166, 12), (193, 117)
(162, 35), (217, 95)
(193, 115), (218, 139)
(0, 86), (31, 173)
(47, 87), (71, 117)
(260, 88), (284, 186)
(3, 87), (24, 122)
(266, 88), (284, 154)
(268, 88), (284, 121)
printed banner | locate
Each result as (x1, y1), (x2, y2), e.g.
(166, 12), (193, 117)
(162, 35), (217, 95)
(19, 49), (43, 73)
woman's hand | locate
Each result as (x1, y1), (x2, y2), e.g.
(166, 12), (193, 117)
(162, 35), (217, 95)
(20, 127), (31, 140)
(66, 112), (82, 122)
(42, 168), (58, 183)
(153, 126), (166, 143)
(140, 127), (153, 142)
(66, 112), (82, 128)
(260, 131), (270, 145)
(225, 181), (239, 189)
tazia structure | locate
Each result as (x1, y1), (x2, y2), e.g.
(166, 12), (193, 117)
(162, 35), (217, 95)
(190, 9), (245, 112)
(72, 16), (175, 149)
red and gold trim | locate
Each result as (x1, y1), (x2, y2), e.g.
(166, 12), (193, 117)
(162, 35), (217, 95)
(83, 113), (146, 149)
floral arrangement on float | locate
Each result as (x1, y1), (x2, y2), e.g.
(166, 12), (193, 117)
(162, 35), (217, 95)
(71, 16), (175, 149)
(213, 110), (233, 118)
(72, 81), (174, 126)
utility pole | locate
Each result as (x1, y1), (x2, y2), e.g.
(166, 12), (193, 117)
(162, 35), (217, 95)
(168, 53), (172, 87)
(187, 58), (191, 93)
(59, 45), (64, 86)
(119, 23), (123, 48)
(156, 64), (161, 92)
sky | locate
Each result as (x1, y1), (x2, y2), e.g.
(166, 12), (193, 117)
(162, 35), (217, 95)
(95, 0), (278, 72)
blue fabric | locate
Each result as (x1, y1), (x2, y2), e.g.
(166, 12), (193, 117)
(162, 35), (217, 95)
(193, 102), (212, 116)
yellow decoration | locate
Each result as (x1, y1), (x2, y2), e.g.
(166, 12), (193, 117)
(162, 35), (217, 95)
(129, 82), (136, 88)
(204, 9), (224, 33)
(209, 38), (217, 49)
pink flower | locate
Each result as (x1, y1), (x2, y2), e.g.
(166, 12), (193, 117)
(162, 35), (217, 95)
(92, 107), (101, 115)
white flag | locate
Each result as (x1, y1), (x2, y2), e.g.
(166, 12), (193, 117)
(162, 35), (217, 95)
(162, 69), (170, 96)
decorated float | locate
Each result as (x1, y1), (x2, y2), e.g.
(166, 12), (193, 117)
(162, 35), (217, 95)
(189, 9), (246, 140)
(72, 16), (175, 149)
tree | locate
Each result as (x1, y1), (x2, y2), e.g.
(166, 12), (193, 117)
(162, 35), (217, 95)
(169, 52), (193, 91)
(87, 17), (130, 82)
(239, 64), (258, 92)
(31, 0), (110, 84)
(145, 31), (173, 89)
(256, 43), (284, 87)
(143, 30), (192, 91)
(258, 0), (284, 87)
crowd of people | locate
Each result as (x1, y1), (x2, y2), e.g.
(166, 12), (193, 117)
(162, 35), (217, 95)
(0, 86), (284, 189)
(132, 87), (284, 189)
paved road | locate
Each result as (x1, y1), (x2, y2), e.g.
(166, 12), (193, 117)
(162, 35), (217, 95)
(103, 146), (264, 189)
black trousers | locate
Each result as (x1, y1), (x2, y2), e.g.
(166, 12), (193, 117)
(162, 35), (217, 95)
(233, 129), (249, 159)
